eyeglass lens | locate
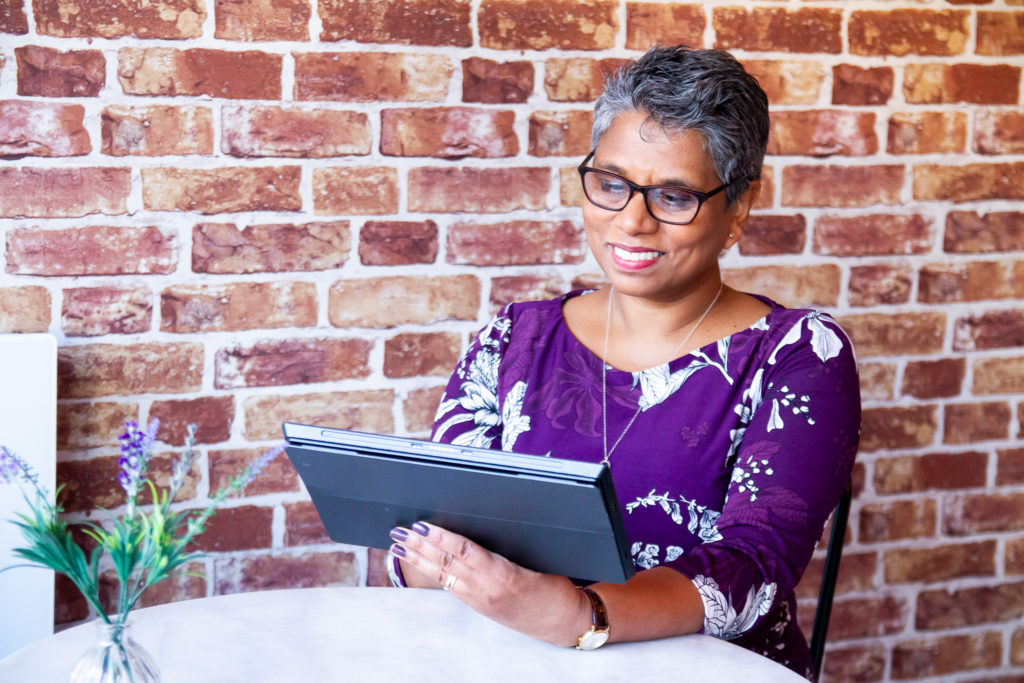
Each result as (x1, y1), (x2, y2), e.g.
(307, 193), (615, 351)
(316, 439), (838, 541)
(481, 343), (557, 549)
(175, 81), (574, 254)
(581, 169), (703, 224)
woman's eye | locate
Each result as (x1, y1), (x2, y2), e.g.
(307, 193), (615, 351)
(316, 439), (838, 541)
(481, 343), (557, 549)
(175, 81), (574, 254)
(657, 189), (696, 209)
(598, 176), (628, 194)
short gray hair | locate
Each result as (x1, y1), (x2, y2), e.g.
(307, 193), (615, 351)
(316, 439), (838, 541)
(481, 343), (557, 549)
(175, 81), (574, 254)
(592, 46), (769, 206)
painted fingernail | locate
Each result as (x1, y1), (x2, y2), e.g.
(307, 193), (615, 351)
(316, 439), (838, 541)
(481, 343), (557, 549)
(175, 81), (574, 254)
(389, 527), (409, 542)
(411, 522), (430, 537)
(390, 543), (407, 558)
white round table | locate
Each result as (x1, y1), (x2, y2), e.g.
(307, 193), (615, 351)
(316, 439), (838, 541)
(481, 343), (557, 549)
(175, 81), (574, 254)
(0, 587), (806, 681)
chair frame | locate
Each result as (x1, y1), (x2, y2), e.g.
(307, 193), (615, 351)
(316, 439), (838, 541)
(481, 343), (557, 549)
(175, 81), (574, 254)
(808, 481), (853, 682)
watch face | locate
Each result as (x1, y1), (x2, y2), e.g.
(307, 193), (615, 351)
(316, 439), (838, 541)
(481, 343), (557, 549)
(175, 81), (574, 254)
(579, 630), (609, 651)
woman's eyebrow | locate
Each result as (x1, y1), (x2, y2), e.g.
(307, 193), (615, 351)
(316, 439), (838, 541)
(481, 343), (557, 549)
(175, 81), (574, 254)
(596, 160), (702, 190)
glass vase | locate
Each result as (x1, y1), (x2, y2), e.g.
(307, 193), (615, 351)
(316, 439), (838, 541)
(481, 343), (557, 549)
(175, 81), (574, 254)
(69, 619), (161, 683)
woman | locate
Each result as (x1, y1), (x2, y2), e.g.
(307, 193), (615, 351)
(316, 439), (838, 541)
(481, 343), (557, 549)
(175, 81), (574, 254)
(387, 45), (860, 679)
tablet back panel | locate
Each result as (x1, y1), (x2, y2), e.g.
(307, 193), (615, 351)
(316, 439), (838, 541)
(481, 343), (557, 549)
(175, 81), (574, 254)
(283, 423), (634, 584)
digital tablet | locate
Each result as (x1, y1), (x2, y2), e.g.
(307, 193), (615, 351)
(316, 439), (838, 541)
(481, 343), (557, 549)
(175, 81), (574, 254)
(283, 422), (635, 584)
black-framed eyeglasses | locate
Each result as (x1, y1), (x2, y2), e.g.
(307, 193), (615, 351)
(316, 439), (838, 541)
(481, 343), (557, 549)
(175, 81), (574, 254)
(577, 150), (735, 225)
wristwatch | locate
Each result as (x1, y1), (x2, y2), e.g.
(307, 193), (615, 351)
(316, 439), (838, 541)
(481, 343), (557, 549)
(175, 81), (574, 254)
(575, 587), (610, 650)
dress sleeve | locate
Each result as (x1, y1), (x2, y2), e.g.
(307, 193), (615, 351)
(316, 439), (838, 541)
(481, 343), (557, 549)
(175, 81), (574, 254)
(430, 305), (514, 450)
(667, 312), (861, 640)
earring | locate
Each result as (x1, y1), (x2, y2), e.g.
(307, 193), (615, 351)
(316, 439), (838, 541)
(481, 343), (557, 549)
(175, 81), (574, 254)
(729, 233), (735, 238)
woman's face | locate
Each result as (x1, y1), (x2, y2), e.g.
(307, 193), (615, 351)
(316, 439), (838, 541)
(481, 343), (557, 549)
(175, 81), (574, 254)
(582, 110), (757, 304)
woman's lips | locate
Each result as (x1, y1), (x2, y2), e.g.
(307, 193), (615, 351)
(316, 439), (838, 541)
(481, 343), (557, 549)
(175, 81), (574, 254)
(610, 244), (664, 270)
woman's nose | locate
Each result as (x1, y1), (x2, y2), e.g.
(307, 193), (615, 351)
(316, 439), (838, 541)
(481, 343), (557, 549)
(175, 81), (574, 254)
(613, 191), (658, 235)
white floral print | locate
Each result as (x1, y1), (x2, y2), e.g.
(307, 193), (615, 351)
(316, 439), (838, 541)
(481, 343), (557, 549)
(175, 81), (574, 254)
(695, 575), (777, 640)
(626, 489), (723, 543)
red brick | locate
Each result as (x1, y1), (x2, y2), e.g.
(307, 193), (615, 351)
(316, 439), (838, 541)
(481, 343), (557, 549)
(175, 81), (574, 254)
(210, 448), (300, 498)
(945, 402), (1011, 444)
(832, 64), (893, 106)
(560, 166), (585, 208)
(625, 2), (705, 50)
(977, 11), (1024, 55)
(828, 596), (907, 640)
(849, 265), (914, 307)
(1009, 536), (1024, 574)
(885, 541), (996, 584)
(0, 0), (27, 33)
(753, 168), (774, 211)
(874, 450), (985, 494)
(403, 386), (446, 434)
(313, 167), (399, 215)
(945, 211), (1024, 253)
(57, 451), (201, 513)
(529, 110), (594, 157)
(946, 494), (1024, 535)
(367, 547), (393, 588)
(283, 501), (330, 546)
(782, 165), (904, 208)
(0, 167), (130, 218)
(329, 275), (480, 328)
(35, 0), (204, 38)
(215, 337), (372, 389)
(974, 356), (1024, 401)
(213, 551), (358, 594)
(193, 505), (273, 552)
(917, 581), (1024, 630)
(858, 362), (895, 401)
(904, 64), (1021, 105)
(463, 58), (533, 104)
(193, 221), (350, 273)
(892, 632), (1002, 678)
(888, 111), (968, 155)
(543, 58), (626, 105)
(102, 105), (213, 156)
(243, 390), (395, 440)
(15, 46), (104, 97)
(57, 401), (138, 450)
(358, 220), (438, 266)
(447, 220), (586, 267)
(150, 396), (234, 446)
(479, 0), (618, 50)
(796, 551), (876, 600)
(915, 163), (1024, 202)
(743, 60), (823, 106)
(222, 106), (370, 158)
(319, 0), (471, 46)
(120, 561), (206, 609)
(381, 107), (517, 158)
(901, 358), (965, 399)
(736, 215), (805, 256)
(722, 265), (840, 309)
(293, 52), (451, 102)
(820, 645), (887, 683)
(849, 10), (969, 56)
(920, 261), (1024, 303)
(859, 499), (937, 542)
(767, 110), (876, 157)
(839, 312), (946, 357)
(860, 405), (938, 452)
(713, 7), (841, 54)
(997, 448), (1024, 486)
(0, 101), (89, 157)
(0, 287), (50, 333)
(58, 342), (203, 399)
(6, 225), (176, 276)
(161, 282), (316, 333)
(215, 0), (310, 41)
(384, 332), (462, 378)
(813, 214), (931, 256)
(409, 167), (549, 214)
(54, 573), (89, 625)
(142, 166), (301, 213)
(118, 48), (280, 99)
(490, 274), (566, 312)
(61, 286), (152, 336)
(954, 309), (1024, 351)
(974, 110), (1024, 155)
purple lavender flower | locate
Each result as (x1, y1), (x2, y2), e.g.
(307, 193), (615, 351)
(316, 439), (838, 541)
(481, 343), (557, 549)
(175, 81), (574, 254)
(0, 446), (23, 484)
(117, 419), (159, 496)
(221, 443), (285, 496)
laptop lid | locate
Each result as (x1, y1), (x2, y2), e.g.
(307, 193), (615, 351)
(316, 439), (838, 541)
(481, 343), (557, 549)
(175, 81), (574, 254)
(283, 422), (635, 584)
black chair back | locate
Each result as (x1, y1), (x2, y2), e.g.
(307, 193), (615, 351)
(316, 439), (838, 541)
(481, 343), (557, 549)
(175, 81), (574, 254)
(809, 481), (853, 682)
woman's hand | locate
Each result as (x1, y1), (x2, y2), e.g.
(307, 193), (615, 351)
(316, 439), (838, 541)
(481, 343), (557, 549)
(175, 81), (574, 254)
(389, 521), (592, 647)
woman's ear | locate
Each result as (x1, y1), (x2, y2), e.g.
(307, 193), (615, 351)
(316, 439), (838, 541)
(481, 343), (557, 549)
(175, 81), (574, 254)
(723, 179), (761, 250)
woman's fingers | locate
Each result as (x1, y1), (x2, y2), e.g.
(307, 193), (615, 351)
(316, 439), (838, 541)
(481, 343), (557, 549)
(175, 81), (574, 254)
(389, 521), (483, 590)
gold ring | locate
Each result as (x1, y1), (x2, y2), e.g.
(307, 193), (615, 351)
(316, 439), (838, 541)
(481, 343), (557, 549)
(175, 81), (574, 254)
(442, 574), (457, 592)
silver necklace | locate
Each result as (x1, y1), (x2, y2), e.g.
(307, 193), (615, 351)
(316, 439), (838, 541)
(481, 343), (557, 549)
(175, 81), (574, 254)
(600, 282), (724, 469)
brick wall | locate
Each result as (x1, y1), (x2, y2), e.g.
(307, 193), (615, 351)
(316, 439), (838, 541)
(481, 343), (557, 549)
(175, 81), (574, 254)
(1, 1), (1022, 680)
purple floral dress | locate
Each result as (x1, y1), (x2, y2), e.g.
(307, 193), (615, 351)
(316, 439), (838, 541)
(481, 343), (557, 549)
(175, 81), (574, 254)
(431, 290), (860, 679)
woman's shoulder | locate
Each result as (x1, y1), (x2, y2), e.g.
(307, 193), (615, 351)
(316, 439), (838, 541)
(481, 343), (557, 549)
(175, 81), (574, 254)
(744, 294), (855, 367)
